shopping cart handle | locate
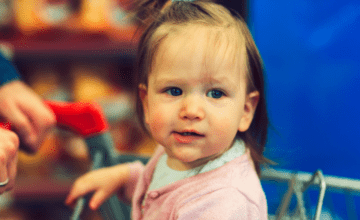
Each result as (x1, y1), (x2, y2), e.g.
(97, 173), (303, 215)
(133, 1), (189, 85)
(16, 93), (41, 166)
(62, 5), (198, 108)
(0, 100), (109, 137)
(0, 122), (11, 130)
(0, 100), (130, 220)
(0, 100), (115, 163)
(44, 100), (109, 137)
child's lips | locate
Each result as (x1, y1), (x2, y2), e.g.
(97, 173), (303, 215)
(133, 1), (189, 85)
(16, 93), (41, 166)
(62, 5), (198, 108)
(172, 131), (205, 144)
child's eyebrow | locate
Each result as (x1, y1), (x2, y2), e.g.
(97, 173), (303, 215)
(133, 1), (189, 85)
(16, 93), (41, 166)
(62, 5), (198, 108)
(208, 76), (233, 85)
(155, 75), (238, 90)
(207, 75), (238, 90)
(154, 78), (185, 85)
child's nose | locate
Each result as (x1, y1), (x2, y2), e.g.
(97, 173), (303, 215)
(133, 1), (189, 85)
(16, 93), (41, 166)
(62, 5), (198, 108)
(179, 96), (205, 120)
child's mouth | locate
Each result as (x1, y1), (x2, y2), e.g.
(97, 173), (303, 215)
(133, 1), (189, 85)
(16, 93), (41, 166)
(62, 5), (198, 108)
(177, 132), (202, 136)
(173, 131), (204, 143)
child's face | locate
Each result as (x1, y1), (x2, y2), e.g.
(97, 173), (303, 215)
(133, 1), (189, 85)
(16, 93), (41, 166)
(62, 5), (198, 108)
(140, 27), (259, 171)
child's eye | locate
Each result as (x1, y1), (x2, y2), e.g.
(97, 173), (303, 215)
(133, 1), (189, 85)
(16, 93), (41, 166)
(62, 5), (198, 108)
(207, 89), (224, 99)
(166, 87), (182, 96)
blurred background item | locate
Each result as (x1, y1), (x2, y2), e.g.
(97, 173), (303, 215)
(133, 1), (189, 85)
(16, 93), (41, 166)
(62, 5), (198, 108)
(0, 0), (148, 219)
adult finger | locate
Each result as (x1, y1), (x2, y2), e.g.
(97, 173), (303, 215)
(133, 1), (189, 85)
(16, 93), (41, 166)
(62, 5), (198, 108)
(0, 153), (9, 194)
(5, 148), (18, 191)
(2, 103), (36, 152)
(0, 129), (19, 194)
(21, 101), (56, 152)
(16, 83), (56, 153)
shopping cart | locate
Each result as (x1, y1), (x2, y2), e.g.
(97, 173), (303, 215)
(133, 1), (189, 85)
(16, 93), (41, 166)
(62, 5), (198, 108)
(262, 167), (360, 220)
(40, 100), (148, 220)
(0, 100), (142, 219)
(2, 100), (360, 220)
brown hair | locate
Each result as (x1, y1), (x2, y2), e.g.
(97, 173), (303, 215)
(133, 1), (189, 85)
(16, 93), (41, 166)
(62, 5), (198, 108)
(132, 0), (269, 176)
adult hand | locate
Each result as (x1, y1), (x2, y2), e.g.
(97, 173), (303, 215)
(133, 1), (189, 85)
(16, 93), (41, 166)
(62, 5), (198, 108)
(0, 80), (56, 153)
(0, 128), (19, 194)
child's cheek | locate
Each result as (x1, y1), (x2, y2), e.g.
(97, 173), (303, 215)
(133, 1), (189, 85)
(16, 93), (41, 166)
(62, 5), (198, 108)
(148, 108), (168, 139)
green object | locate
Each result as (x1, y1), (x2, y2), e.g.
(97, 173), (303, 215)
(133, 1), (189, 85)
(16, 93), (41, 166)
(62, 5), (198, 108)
(71, 132), (149, 220)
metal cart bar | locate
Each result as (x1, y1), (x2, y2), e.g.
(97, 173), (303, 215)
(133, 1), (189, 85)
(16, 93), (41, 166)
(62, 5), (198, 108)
(262, 168), (360, 193)
(262, 168), (360, 220)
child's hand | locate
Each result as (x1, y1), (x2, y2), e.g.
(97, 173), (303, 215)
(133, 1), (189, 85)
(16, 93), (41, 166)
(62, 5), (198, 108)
(65, 163), (130, 210)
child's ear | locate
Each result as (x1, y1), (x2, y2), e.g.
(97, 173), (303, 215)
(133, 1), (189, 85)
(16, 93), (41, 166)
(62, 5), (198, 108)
(138, 84), (149, 124)
(238, 90), (260, 132)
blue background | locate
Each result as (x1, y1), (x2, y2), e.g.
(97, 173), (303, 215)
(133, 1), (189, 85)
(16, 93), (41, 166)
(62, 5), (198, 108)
(249, 1), (360, 217)
(250, 0), (360, 179)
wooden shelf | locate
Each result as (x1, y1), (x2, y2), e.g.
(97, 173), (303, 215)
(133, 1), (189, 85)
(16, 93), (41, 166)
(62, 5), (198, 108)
(13, 176), (73, 202)
(1, 28), (139, 61)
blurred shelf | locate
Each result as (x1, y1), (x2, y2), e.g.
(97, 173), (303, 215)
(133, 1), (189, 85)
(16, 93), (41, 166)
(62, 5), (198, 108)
(13, 176), (72, 202)
(1, 28), (139, 61)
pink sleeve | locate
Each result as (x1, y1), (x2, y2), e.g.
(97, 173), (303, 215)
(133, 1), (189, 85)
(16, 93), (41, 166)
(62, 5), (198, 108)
(177, 188), (266, 220)
(117, 161), (145, 204)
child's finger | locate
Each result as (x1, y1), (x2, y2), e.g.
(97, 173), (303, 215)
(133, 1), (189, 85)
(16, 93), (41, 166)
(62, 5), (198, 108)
(89, 190), (112, 210)
(64, 197), (77, 209)
(65, 192), (77, 206)
(65, 183), (92, 206)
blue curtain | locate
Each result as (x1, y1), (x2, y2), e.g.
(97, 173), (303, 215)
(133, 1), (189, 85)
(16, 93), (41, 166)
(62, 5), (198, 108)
(250, 0), (360, 179)
(250, 2), (360, 217)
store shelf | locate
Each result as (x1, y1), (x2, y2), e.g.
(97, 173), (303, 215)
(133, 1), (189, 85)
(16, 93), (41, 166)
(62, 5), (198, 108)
(13, 176), (72, 202)
(1, 28), (139, 61)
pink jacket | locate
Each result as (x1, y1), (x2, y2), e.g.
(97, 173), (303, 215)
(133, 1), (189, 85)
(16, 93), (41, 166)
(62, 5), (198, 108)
(122, 145), (268, 220)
